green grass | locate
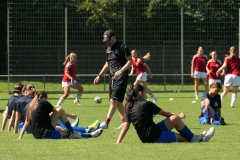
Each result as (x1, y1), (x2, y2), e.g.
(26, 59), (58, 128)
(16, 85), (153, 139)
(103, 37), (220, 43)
(0, 91), (239, 159)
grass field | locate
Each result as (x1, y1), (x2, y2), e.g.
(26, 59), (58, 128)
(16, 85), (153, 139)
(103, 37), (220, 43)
(0, 89), (240, 160)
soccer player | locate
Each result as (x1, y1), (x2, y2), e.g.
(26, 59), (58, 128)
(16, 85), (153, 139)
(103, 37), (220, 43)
(116, 84), (215, 143)
(216, 46), (240, 108)
(56, 52), (84, 107)
(129, 49), (158, 103)
(13, 84), (36, 134)
(199, 82), (225, 125)
(18, 91), (103, 139)
(191, 46), (208, 100)
(94, 30), (132, 129)
(1, 83), (24, 131)
(206, 51), (223, 85)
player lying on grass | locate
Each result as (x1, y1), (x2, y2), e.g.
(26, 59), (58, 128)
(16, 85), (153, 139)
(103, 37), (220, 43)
(18, 91), (103, 139)
(199, 82), (226, 125)
(116, 84), (215, 143)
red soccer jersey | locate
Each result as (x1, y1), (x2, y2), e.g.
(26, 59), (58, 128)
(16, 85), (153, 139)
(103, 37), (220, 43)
(62, 62), (76, 82)
(132, 58), (146, 75)
(207, 59), (222, 79)
(191, 54), (208, 72)
(224, 55), (240, 76)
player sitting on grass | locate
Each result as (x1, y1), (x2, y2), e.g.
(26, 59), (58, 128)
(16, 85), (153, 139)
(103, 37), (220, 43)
(18, 91), (103, 139)
(199, 82), (226, 125)
(116, 84), (215, 143)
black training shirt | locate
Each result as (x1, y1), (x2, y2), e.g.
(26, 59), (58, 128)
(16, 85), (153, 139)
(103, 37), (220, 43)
(201, 91), (221, 111)
(125, 100), (161, 143)
(106, 41), (131, 78)
(31, 100), (54, 139)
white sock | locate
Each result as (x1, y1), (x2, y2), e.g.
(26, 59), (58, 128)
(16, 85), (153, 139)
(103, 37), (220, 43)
(231, 95), (236, 107)
(195, 92), (198, 97)
(57, 97), (65, 105)
(76, 93), (82, 102)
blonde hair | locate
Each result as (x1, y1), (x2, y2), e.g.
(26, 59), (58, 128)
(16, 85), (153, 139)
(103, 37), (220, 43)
(132, 49), (150, 61)
(225, 46), (236, 60)
(26, 91), (48, 125)
(209, 51), (216, 56)
(63, 52), (76, 66)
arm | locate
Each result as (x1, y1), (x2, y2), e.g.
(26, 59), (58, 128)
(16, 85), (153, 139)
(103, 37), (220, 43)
(14, 111), (21, 134)
(128, 66), (134, 76)
(206, 65), (210, 75)
(94, 62), (109, 85)
(1, 107), (8, 130)
(65, 72), (74, 85)
(158, 109), (185, 119)
(18, 119), (29, 139)
(202, 98), (210, 114)
(116, 122), (130, 144)
(8, 110), (16, 131)
(114, 55), (132, 78)
(191, 63), (194, 78)
(216, 108), (221, 117)
(216, 62), (227, 76)
(65, 113), (77, 119)
(143, 63), (152, 78)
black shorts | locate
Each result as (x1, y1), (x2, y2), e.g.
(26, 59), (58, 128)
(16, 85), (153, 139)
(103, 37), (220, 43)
(109, 76), (128, 102)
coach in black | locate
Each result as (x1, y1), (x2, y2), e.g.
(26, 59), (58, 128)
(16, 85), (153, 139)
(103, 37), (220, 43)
(94, 30), (132, 129)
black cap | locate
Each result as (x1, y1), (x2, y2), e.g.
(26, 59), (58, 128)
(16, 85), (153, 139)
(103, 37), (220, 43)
(103, 30), (115, 42)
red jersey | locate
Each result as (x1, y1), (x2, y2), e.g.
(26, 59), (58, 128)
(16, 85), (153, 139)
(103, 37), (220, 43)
(207, 59), (222, 79)
(132, 58), (146, 75)
(224, 55), (240, 76)
(191, 54), (208, 72)
(62, 62), (76, 82)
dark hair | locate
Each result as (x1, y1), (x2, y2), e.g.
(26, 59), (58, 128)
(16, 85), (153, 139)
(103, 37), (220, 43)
(125, 84), (145, 114)
(13, 83), (24, 93)
(210, 82), (222, 90)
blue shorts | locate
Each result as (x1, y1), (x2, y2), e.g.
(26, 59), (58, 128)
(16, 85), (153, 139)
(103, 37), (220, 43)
(155, 120), (177, 143)
(18, 122), (32, 134)
(42, 125), (62, 139)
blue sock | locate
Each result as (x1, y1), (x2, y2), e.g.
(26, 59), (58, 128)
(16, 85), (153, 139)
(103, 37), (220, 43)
(179, 125), (194, 140)
(80, 133), (90, 138)
(72, 126), (87, 133)
(64, 121), (74, 133)
(212, 121), (221, 125)
(57, 119), (66, 129)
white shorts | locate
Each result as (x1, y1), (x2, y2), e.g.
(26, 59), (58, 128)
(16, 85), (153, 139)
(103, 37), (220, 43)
(136, 72), (148, 82)
(224, 74), (240, 86)
(208, 79), (221, 85)
(194, 71), (207, 79)
(62, 80), (77, 88)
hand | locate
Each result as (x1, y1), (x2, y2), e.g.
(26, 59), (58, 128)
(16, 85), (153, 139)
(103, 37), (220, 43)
(71, 78), (74, 85)
(191, 73), (194, 78)
(94, 76), (100, 85)
(148, 74), (153, 79)
(202, 109), (207, 114)
(129, 73), (133, 76)
(206, 70), (210, 75)
(114, 70), (122, 78)
(178, 112), (185, 119)
(216, 70), (220, 76)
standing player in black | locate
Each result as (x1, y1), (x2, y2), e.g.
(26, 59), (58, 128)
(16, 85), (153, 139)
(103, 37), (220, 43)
(94, 30), (132, 129)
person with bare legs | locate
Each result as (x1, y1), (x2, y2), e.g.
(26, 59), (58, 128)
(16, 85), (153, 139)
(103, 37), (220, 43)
(216, 46), (240, 108)
(191, 46), (208, 100)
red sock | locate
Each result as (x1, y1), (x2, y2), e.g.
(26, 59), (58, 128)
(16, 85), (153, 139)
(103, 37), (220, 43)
(105, 118), (111, 125)
(121, 118), (125, 123)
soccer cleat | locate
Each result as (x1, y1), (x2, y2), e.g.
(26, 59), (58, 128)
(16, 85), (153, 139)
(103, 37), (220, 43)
(90, 128), (103, 138)
(153, 97), (158, 104)
(195, 96), (198, 100)
(69, 131), (82, 139)
(220, 117), (226, 125)
(88, 120), (99, 129)
(115, 123), (124, 130)
(55, 104), (61, 107)
(71, 118), (79, 127)
(191, 132), (205, 142)
(88, 123), (100, 133)
(203, 127), (215, 142)
(99, 121), (108, 129)
(74, 100), (82, 106)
